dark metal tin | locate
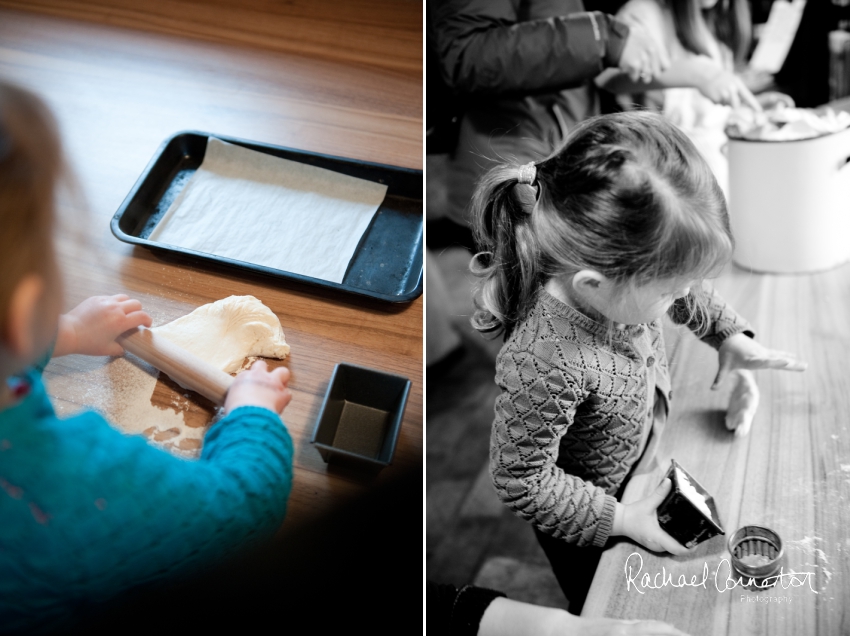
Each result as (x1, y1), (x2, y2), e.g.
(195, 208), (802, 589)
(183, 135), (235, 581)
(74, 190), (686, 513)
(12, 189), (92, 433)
(111, 131), (423, 303)
(656, 459), (725, 549)
(310, 362), (411, 473)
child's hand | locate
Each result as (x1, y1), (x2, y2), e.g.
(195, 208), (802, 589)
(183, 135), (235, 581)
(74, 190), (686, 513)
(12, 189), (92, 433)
(725, 369), (759, 437)
(711, 333), (807, 391)
(613, 479), (690, 556)
(55, 294), (152, 357)
(224, 360), (292, 415)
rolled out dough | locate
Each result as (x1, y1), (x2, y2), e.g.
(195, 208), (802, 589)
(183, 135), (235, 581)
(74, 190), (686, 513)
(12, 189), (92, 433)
(152, 295), (290, 373)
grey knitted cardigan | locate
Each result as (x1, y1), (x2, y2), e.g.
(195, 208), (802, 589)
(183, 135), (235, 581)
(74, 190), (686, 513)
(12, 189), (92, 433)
(490, 287), (753, 548)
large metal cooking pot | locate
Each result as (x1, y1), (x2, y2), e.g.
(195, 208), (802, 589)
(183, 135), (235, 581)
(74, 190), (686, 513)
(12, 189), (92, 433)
(727, 126), (850, 273)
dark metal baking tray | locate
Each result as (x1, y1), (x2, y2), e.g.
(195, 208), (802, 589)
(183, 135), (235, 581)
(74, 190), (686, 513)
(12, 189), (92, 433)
(111, 131), (423, 303)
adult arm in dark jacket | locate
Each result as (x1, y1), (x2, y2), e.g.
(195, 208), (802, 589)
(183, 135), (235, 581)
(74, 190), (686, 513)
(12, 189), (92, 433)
(431, 0), (632, 95)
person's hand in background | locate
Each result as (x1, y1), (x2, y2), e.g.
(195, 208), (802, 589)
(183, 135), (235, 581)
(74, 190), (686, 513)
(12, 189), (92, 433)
(698, 66), (762, 110)
(618, 16), (671, 83)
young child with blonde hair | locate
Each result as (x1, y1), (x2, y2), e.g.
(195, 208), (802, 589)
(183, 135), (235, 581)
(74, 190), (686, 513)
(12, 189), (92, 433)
(0, 81), (295, 632)
(471, 111), (806, 612)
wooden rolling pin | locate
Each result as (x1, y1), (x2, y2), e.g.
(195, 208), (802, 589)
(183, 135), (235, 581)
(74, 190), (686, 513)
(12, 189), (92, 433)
(117, 326), (234, 405)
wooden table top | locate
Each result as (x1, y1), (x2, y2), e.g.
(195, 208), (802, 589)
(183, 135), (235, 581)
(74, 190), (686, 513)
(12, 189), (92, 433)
(0, 4), (422, 531)
(583, 263), (850, 634)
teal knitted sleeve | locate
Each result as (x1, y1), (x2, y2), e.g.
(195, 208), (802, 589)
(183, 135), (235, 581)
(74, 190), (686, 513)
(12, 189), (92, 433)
(0, 371), (293, 633)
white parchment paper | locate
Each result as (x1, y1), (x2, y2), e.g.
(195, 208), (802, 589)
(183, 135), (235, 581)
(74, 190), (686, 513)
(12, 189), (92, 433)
(149, 138), (388, 283)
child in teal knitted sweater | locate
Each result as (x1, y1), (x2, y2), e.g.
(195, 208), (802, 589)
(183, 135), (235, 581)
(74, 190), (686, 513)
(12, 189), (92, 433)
(0, 83), (294, 632)
(470, 111), (807, 612)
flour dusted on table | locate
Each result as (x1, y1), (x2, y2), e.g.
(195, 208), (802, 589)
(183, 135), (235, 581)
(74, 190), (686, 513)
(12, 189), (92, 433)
(44, 295), (290, 459)
(45, 354), (207, 458)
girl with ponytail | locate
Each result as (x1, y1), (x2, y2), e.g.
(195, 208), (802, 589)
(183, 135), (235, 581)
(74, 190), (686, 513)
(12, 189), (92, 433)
(472, 111), (806, 613)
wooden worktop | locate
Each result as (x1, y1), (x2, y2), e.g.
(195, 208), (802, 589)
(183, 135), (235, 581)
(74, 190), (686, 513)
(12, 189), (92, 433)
(583, 262), (850, 634)
(0, 4), (422, 530)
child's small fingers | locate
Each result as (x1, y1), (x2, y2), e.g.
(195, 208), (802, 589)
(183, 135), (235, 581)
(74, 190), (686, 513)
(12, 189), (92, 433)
(106, 342), (126, 357)
(734, 417), (754, 438)
(726, 408), (755, 436)
(125, 310), (152, 329)
(270, 366), (291, 385)
(753, 355), (807, 372)
(663, 536), (691, 556)
(769, 350), (808, 370)
(119, 299), (143, 314)
(779, 359), (808, 372)
(249, 359), (269, 372)
(645, 532), (679, 555)
(711, 360), (732, 390)
(278, 388), (293, 410)
(112, 294), (130, 302)
(655, 477), (672, 499)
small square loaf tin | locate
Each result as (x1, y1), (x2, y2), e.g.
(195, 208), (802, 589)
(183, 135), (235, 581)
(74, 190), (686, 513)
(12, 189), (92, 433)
(656, 459), (725, 549)
(311, 363), (411, 472)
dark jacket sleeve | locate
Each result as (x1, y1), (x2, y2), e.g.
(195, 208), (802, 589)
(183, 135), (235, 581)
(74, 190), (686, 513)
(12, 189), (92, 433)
(432, 0), (630, 95)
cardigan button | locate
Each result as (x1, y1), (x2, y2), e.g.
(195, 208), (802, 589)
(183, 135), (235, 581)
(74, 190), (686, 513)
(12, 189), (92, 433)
(646, 356), (655, 367)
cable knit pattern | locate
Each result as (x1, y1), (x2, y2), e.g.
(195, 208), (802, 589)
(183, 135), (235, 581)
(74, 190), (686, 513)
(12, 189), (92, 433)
(0, 366), (293, 634)
(490, 286), (753, 548)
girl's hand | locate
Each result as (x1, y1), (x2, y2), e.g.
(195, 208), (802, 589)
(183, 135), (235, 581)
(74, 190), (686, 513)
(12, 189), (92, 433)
(224, 360), (292, 415)
(711, 333), (807, 390)
(55, 294), (152, 357)
(725, 369), (759, 437)
(613, 479), (690, 556)
(698, 67), (762, 111)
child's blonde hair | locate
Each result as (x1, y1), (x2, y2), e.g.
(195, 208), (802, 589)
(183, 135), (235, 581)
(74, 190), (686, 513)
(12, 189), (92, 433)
(0, 81), (63, 333)
(470, 111), (733, 337)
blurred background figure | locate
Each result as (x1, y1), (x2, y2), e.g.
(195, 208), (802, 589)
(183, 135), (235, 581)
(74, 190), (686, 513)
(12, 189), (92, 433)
(596, 0), (763, 197)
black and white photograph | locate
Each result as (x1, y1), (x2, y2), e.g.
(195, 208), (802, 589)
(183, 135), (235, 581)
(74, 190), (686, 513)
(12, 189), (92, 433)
(426, 1), (850, 634)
